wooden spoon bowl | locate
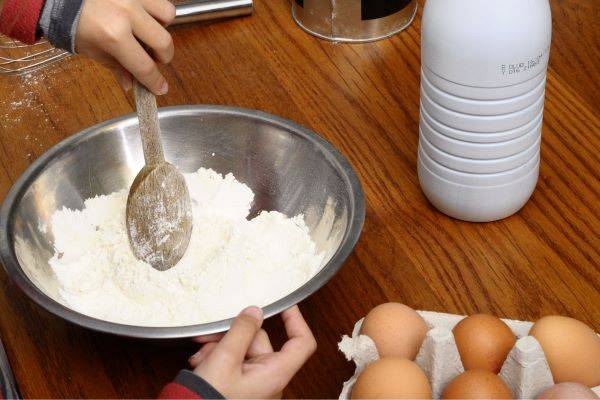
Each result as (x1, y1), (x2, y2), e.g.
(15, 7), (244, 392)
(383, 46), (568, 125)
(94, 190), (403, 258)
(126, 162), (192, 271)
(126, 80), (193, 271)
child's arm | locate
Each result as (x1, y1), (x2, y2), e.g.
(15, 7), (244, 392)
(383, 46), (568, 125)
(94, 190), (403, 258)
(0, 0), (175, 96)
(160, 306), (317, 399)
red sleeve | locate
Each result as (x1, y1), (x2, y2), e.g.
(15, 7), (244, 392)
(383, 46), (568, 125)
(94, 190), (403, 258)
(0, 0), (45, 44)
(158, 370), (224, 400)
(159, 382), (203, 400)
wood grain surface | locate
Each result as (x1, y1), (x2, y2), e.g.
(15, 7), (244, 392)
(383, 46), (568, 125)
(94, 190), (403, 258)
(0, 0), (598, 398)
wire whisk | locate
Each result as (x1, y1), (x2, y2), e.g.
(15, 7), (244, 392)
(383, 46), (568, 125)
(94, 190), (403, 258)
(0, 35), (69, 76)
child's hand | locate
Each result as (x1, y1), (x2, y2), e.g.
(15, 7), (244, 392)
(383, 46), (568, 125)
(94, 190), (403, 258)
(75, 0), (176, 95)
(189, 306), (317, 399)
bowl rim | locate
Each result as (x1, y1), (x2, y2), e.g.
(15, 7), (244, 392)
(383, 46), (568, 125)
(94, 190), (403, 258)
(0, 105), (365, 339)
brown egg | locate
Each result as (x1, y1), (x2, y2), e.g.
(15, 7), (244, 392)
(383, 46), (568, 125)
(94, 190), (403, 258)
(529, 316), (600, 387)
(442, 370), (513, 399)
(537, 383), (599, 399)
(360, 303), (429, 359)
(351, 357), (432, 399)
(453, 314), (516, 373)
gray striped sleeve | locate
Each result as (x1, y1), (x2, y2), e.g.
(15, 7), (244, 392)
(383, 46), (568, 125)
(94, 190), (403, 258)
(39, 0), (85, 53)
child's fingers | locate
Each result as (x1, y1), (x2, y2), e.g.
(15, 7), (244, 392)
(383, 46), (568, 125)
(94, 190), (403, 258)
(107, 34), (168, 95)
(193, 333), (226, 344)
(213, 306), (264, 367)
(131, 11), (174, 64)
(246, 329), (274, 359)
(141, 0), (177, 25)
(99, 57), (133, 91)
(273, 306), (317, 375)
(281, 306), (315, 348)
(112, 65), (132, 91)
(189, 342), (218, 368)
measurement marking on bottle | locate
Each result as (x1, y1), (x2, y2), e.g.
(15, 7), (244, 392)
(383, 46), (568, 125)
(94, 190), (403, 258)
(501, 47), (549, 76)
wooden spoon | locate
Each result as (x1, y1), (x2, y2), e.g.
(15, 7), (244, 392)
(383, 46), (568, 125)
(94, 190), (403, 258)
(126, 80), (193, 271)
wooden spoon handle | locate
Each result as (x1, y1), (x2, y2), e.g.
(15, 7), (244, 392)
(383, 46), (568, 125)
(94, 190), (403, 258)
(134, 80), (165, 166)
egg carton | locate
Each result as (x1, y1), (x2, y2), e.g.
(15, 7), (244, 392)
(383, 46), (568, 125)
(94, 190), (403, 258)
(338, 311), (600, 399)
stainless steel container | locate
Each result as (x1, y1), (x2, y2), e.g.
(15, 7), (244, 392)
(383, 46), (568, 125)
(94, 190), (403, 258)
(0, 336), (18, 399)
(173, 0), (253, 25)
(292, 0), (417, 42)
(0, 106), (365, 339)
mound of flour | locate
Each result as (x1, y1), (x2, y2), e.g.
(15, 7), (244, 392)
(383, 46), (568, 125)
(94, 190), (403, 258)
(49, 168), (324, 327)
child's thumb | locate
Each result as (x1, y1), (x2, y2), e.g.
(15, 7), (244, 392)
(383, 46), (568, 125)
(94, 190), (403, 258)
(215, 306), (264, 366)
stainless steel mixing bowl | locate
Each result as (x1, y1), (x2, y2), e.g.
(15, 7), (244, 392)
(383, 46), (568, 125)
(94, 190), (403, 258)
(0, 106), (365, 339)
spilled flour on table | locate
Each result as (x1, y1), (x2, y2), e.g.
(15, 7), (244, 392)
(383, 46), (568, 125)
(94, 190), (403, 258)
(49, 168), (324, 326)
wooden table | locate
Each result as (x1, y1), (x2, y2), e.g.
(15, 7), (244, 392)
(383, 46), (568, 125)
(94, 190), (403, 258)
(0, 0), (598, 398)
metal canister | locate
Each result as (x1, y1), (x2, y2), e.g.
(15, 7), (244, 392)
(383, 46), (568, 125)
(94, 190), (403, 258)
(173, 0), (253, 25)
(292, 0), (417, 43)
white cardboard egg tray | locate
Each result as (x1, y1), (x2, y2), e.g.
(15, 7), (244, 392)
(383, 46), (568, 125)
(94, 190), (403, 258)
(338, 311), (600, 399)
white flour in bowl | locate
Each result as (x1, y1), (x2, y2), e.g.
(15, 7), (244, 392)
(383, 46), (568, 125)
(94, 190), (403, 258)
(48, 168), (324, 327)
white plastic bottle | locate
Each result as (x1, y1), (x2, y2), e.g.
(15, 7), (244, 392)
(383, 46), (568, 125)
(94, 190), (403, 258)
(418, 0), (552, 222)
